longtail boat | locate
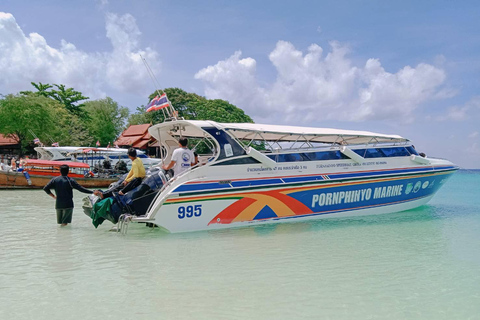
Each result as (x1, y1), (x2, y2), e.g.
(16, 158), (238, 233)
(0, 159), (117, 189)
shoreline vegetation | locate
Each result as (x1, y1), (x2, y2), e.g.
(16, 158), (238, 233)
(0, 82), (253, 157)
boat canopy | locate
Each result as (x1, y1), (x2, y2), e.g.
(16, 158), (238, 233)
(25, 159), (90, 168)
(149, 120), (409, 145)
(218, 122), (408, 144)
(70, 148), (111, 154)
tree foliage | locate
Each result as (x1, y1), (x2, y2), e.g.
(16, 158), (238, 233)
(2, 83), (127, 151)
(128, 87), (253, 125)
(0, 94), (63, 154)
(2, 83), (256, 155)
(50, 84), (89, 117)
(128, 106), (152, 126)
(127, 88), (254, 154)
(20, 82), (53, 97)
(54, 113), (92, 147)
(20, 82), (89, 117)
(83, 97), (129, 146)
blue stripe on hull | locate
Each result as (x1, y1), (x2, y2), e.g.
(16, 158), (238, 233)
(174, 166), (457, 193)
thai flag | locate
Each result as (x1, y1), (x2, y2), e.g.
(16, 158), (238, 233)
(146, 95), (160, 112)
(52, 142), (59, 147)
(146, 93), (170, 112)
(155, 93), (170, 110)
(33, 138), (40, 144)
(96, 140), (100, 147)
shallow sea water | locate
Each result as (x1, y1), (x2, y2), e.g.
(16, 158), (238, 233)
(1, 171), (479, 319)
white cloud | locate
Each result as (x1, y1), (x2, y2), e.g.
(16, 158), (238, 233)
(469, 131), (479, 139)
(437, 96), (480, 121)
(195, 40), (448, 124)
(194, 51), (268, 116)
(0, 11), (160, 104)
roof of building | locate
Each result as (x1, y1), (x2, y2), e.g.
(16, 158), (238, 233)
(121, 124), (151, 136)
(0, 134), (19, 146)
(115, 124), (154, 149)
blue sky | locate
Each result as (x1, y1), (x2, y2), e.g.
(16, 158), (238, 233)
(1, 0), (479, 168)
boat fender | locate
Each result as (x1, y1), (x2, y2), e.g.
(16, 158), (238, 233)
(410, 154), (430, 165)
(23, 171), (32, 185)
(340, 146), (364, 164)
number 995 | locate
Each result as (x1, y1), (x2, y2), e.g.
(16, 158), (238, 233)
(178, 205), (202, 219)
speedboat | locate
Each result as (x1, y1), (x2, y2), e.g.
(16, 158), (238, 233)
(83, 119), (458, 233)
(34, 146), (161, 169)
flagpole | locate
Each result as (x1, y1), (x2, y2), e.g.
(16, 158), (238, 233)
(140, 54), (173, 119)
(28, 129), (44, 147)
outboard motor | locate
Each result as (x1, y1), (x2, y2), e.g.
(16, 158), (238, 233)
(103, 159), (112, 169)
(83, 170), (167, 228)
(115, 160), (128, 173)
(119, 170), (167, 216)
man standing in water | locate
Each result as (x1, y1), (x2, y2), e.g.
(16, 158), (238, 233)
(44, 164), (94, 226)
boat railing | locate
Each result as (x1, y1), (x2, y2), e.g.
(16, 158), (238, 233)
(267, 146), (341, 154)
(264, 141), (411, 153)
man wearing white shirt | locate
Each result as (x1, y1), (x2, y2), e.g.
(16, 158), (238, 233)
(162, 137), (196, 177)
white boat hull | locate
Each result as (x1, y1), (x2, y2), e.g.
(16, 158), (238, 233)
(141, 167), (455, 233)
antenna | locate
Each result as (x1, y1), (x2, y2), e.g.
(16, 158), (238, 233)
(46, 135), (56, 144)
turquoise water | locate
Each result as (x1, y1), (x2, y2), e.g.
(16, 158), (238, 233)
(1, 170), (479, 319)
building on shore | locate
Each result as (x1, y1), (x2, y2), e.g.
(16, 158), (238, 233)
(114, 124), (160, 157)
(0, 134), (21, 163)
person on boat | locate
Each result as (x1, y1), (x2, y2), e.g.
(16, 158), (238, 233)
(162, 137), (196, 177)
(19, 157), (27, 168)
(193, 152), (200, 167)
(118, 147), (146, 196)
(43, 164), (94, 226)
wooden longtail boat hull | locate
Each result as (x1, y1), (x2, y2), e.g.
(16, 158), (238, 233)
(0, 171), (118, 189)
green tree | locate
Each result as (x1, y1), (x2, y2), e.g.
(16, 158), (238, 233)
(0, 94), (62, 154)
(20, 82), (53, 97)
(49, 84), (89, 117)
(129, 87), (253, 125)
(53, 112), (92, 147)
(20, 82), (90, 118)
(128, 88), (254, 154)
(128, 105), (152, 125)
(191, 99), (253, 123)
(83, 97), (129, 146)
